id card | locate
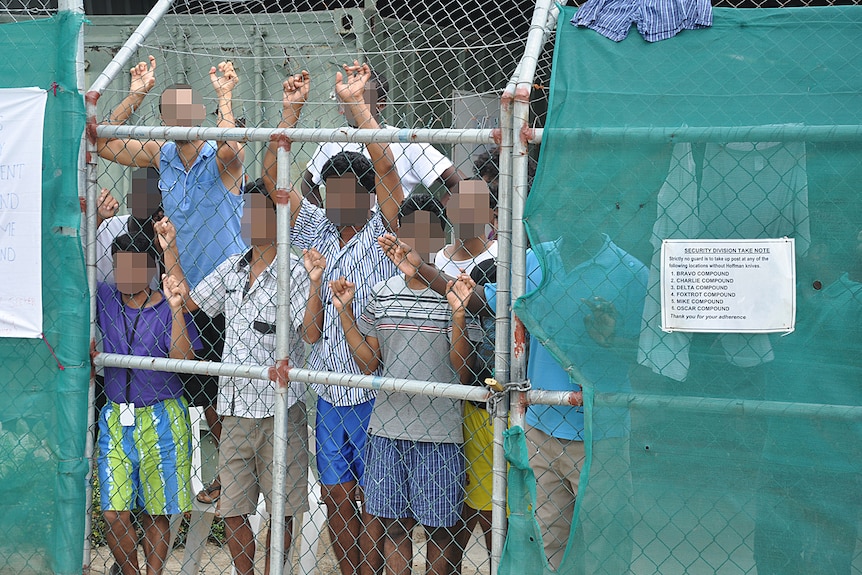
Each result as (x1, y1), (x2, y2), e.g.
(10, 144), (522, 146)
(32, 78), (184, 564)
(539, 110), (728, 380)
(119, 403), (135, 427)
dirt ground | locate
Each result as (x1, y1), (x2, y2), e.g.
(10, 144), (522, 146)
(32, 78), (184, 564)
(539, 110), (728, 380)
(89, 520), (491, 575)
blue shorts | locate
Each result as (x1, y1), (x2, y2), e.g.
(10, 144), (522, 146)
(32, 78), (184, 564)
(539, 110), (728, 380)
(364, 435), (465, 527)
(315, 397), (373, 486)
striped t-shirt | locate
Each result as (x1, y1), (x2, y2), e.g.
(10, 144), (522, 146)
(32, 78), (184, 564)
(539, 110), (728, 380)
(358, 274), (480, 443)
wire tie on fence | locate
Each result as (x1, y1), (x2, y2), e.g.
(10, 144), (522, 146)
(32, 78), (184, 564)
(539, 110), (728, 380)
(50, 82), (59, 96)
(40, 333), (65, 371)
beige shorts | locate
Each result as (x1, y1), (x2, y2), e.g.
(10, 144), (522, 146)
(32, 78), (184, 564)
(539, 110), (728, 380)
(217, 403), (310, 518)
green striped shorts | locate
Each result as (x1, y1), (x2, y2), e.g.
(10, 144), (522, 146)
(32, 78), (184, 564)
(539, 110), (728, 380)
(97, 397), (192, 514)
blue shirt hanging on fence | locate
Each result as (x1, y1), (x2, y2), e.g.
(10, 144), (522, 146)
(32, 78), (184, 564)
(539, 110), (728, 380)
(571, 0), (712, 42)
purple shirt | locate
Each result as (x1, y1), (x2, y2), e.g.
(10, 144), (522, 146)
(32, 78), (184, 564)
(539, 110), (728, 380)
(97, 283), (200, 407)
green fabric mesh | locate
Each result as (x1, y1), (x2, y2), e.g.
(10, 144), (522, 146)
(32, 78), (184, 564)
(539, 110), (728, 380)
(0, 13), (88, 575)
(503, 6), (862, 575)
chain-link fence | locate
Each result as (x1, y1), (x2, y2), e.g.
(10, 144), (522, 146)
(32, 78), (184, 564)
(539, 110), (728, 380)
(84, 0), (532, 574)
(515, 3), (862, 575)
(0, 3), (88, 575)
(2, 0), (862, 572)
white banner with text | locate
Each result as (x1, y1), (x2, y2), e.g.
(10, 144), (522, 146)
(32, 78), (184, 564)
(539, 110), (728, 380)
(0, 88), (46, 338)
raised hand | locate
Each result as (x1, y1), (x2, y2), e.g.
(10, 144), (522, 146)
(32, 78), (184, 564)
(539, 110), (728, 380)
(163, 273), (187, 309)
(377, 234), (423, 278)
(582, 296), (618, 347)
(282, 70), (310, 121)
(334, 60), (371, 105)
(210, 60), (239, 98)
(129, 55), (156, 95)
(303, 247), (326, 284)
(96, 188), (119, 221)
(154, 217), (177, 253)
(446, 273), (475, 313)
(329, 277), (356, 313)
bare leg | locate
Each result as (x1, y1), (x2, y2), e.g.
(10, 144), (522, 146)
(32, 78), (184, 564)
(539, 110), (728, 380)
(454, 506), (493, 574)
(103, 510), (140, 575)
(203, 404), (221, 445)
(360, 510), (385, 575)
(425, 525), (460, 575)
(381, 517), (416, 575)
(264, 516), (293, 575)
(138, 513), (171, 575)
(225, 515), (256, 575)
(322, 481), (362, 575)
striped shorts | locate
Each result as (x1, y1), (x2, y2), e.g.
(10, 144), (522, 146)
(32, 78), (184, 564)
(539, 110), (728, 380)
(97, 397), (192, 515)
(364, 435), (465, 527)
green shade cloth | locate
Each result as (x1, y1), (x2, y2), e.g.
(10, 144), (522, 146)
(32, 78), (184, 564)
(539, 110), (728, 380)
(503, 6), (862, 575)
(0, 12), (88, 575)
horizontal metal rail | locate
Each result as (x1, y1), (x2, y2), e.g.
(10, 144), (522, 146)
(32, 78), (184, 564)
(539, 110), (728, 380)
(95, 353), (859, 419)
(95, 125), (498, 145)
(95, 352), (493, 403)
(531, 124), (862, 144)
(527, 389), (862, 420)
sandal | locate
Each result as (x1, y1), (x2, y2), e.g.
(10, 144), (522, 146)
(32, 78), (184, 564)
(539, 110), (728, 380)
(196, 477), (221, 504)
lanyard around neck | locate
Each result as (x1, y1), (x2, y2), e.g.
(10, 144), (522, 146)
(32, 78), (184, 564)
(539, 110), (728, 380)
(120, 301), (145, 404)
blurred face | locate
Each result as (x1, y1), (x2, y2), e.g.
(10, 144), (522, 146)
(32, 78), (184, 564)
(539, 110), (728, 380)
(399, 211), (446, 261)
(340, 81), (381, 127)
(160, 88), (206, 127)
(241, 194), (277, 245)
(324, 175), (372, 226)
(128, 168), (162, 220)
(448, 180), (493, 241)
(114, 252), (157, 295)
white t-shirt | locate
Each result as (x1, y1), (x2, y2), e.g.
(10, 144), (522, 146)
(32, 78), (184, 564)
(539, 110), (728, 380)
(306, 129), (454, 198)
(433, 241), (498, 277)
(96, 215), (130, 285)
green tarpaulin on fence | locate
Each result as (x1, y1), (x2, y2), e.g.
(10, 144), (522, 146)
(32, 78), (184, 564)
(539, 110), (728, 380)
(0, 12), (88, 575)
(502, 6), (862, 575)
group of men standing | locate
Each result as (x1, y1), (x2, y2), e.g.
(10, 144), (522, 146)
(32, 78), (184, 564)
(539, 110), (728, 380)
(92, 53), (635, 575)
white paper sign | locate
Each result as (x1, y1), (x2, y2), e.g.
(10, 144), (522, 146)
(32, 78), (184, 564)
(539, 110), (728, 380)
(0, 88), (46, 338)
(661, 238), (795, 333)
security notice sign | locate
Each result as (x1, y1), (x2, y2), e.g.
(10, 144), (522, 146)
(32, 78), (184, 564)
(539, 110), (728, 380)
(661, 238), (795, 333)
(0, 87), (46, 338)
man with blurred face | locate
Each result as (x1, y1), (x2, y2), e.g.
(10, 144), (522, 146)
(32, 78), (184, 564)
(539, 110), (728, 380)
(261, 65), (404, 575)
(158, 183), (313, 575)
(324, 173), (374, 227)
(97, 57), (248, 479)
(433, 178), (498, 568)
(327, 197), (476, 575)
(93, 172), (163, 420)
(96, 232), (198, 575)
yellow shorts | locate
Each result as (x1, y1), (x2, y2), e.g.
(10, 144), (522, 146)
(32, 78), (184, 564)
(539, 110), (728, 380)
(463, 401), (494, 512)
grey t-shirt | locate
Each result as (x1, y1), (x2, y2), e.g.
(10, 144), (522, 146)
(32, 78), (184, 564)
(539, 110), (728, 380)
(358, 275), (479, 443)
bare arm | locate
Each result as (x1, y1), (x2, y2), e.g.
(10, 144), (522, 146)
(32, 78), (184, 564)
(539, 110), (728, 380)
(262, 71), (310, 228)
(377, 233), (489, 314)
(211, 61), (244, 195)
(335, 62), (403, 232)
(156, 218), (199, 312)
(331, 277), (381, 374)
(300, 168), (323, 207)
(97, 56), (161, 168)
(95, 188), (119, 228)
(165, 281), (195, 360)
(301, 248), (326, 344)
(447, 274), (476, 385)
